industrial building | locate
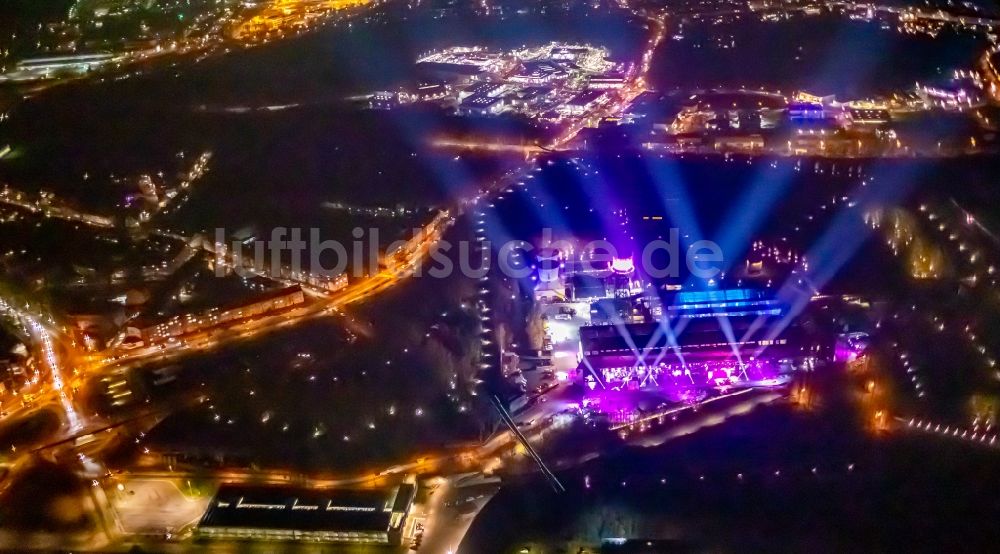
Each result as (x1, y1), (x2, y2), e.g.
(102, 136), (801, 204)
(577, 288), (832, 395)
(509, 60), (567, 85)
(2, 53), (121, 81)
(460, 93), (508, 115)
(561, 90), (610, 116)
(197, 483), (416, 545)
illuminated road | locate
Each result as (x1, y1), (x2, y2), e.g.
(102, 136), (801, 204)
(833, 1), (1000, 28)
(1, 0), (668, 382)
(231, 0), (372, 41)
(26, 318), (83, 433)
(1, 0), (374, 91)
(0, 295), (86, 434)
(0, 190), (114, 229)
(416, 476), (499, 554)
(0, 5), (674, 550)
(0, 205), (451, 493)
(94, 209), (453, 372)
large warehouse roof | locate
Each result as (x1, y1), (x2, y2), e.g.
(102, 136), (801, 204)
(199, 483), (415, 533)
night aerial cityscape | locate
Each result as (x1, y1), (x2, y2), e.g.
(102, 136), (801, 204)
(4, 0), (1000, 553)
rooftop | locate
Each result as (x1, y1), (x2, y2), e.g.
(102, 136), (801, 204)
(462, 93), (504, 107)
(567, 89), (607, 107)
(199, 483), (415, 533)
(512, 60), (565, 80)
